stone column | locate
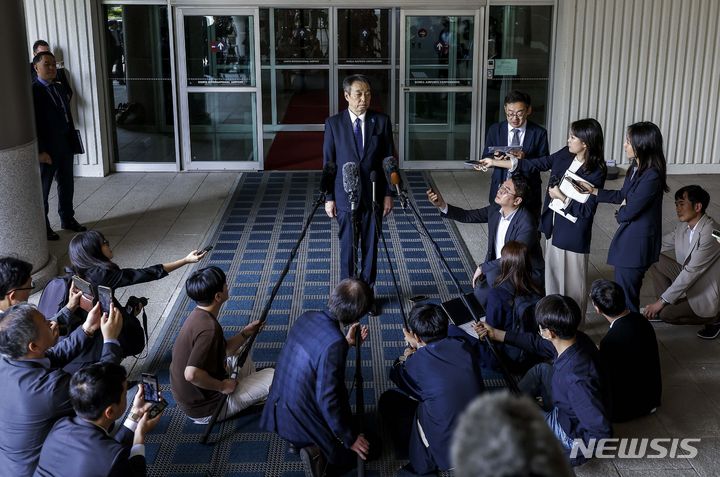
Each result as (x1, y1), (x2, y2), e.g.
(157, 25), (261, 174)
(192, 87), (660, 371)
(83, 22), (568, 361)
(0, 0), (57, 285)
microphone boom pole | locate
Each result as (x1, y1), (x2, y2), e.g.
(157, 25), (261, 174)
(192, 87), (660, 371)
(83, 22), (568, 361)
(200, 185), (330, 445)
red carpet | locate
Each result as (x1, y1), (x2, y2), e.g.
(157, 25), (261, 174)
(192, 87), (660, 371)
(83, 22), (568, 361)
(265, 131), (324, 170)
(265, 90), (328, 170)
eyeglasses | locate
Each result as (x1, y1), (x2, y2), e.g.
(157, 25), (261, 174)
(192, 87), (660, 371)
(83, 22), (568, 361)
(498, 185), (516, 196)
(505, 109), (527, 119)
(102, 240), (110, 245)
(9, 280), (36, 293)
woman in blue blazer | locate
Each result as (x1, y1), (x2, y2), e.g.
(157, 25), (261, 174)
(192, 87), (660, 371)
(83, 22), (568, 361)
(586, 122), (669, 312)
(480, 119), (607, 320)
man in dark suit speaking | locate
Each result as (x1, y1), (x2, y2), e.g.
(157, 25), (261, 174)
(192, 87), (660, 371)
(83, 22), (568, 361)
(323, 74), (395, 315)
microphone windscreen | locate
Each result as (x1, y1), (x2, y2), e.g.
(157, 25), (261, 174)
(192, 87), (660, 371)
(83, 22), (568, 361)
(342, 162), (359, 195)
(382, 156), (399, 179)
(390, 171), (402, 186)
(370, 170), (377, 182)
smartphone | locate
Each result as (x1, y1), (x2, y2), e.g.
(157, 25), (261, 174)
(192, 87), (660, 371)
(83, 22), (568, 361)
(72, 276), (95, 300)
(141, 373), (160, 402)
(200, 244), (214, 253)
(147, 397), (168, 419)
(97, 285), (114, 315)
(566, 176), (590, 193)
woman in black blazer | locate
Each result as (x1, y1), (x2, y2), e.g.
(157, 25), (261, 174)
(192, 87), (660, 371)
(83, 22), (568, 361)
(479, 240), (543, 373)
(585, 122), (669, 312)
(480, 119), (607, 320)
(65, 230), (206, 370)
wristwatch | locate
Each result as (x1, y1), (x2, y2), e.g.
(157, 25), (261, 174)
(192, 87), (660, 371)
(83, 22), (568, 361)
(129, 410), (142, 422)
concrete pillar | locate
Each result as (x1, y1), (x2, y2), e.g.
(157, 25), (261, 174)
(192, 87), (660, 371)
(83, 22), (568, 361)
(0, 0), (57, 285)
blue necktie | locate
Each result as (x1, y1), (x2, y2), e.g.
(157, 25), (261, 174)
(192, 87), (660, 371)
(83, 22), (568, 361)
(354, 117), (364, 157)
(507, 128), (521, 179)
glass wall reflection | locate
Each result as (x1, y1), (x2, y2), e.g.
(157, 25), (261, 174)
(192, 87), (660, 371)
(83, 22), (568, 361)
(104, 5), (176, 163)
(184, 15), (254, 86)
(337, 9), (390, 64)
(405, 92), (472, 161)
(189, 92), (257, 162)
(485, 5), (552, 129)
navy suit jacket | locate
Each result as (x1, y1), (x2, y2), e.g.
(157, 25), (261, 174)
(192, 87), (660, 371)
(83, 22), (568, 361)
(515, 147), (607, 254)
(482, 120), (549, 210)
(0, 327), (122, 477)
(33, 417), (145, 477)
(389, 327), (484, 472)
(260, 310), (355, 463)
(504, 331), (612, 446)
(442, 204), (544, 285)
(599, 312), (662, 422)
(32, 79), (75, 160)
(323, 109), (394, 212)
(598, 165), (664, 268)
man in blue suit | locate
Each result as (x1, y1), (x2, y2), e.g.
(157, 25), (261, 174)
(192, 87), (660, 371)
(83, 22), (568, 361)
(427, 174), (544, 305)
(482, 91), (549, 217)
(379, 303), (484, 475)
(32, 51), (86, 240)
(0, 303), (123, 477)
(260, 279), (372, 477)
(34, 362), (163, 477)
(323, 74), (395, 315)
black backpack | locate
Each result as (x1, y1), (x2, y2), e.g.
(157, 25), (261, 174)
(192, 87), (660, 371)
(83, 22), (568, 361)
(37, 268), (85, 334)
(37, 268), (73, 320)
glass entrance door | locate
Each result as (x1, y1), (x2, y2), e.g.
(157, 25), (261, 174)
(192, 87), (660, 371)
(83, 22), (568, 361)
(176, 8), (263, 170)
(400, 11), (482, 168)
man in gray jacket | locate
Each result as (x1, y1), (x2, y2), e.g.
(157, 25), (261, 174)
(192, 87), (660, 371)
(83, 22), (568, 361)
(643, 185), (720, 339)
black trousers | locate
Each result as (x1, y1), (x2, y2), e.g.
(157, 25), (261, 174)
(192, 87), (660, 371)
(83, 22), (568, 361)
(41, 156), (75, 226)
(337, 207), (381, 287)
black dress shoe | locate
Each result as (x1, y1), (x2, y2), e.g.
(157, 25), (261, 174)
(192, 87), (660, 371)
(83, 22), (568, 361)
(368, 301), (380, 317)
(61, 219), (87, 232)
(47, 229), (60, 241)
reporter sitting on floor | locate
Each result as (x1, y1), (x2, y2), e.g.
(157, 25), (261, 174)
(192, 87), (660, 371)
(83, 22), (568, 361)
(591, 279), (662, 422)
(0, 303), (122, 477)
(170, 266), (274, 424)
(379, 303), (484, 475)
(0, 257), (83, 329)
(34, 362), (163, 477)
(478, 241), (543, 373)
(66, 230), (206, 372)
(475, 295), (611, 466)
(451, 391), (573, 477)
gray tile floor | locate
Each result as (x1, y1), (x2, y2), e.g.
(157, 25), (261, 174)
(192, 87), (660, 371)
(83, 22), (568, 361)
(36, 169), (720, 476)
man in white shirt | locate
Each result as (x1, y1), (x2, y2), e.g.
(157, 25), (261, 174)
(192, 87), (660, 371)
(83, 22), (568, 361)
(427, 175), (544, 305)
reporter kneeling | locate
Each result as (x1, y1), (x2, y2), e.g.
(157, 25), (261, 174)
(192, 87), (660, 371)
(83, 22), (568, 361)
(475, 295), (611, 466)
(379, 303), (484, 475)
(34, 362), (163, 477)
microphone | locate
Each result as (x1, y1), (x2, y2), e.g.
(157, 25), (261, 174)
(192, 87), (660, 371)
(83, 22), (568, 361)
(382, 156), (399, 185)
(342, 162), (360, 211)
(320, 162), (337, 195)
(370, 170), (377, 209)
(390, 171), (406, 209)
